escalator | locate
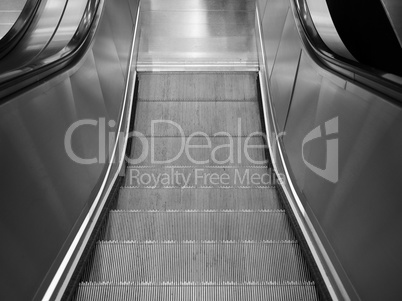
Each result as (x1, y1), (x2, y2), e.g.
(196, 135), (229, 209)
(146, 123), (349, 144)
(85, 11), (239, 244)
(1, 0), (402, 300)
(73, 72), (322, 300)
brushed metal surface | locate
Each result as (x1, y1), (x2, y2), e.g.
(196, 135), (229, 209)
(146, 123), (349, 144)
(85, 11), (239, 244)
(74, 70), (321, 300)
(381, 0), (402, 47)
(138, 0), (258, 70)
(75, 283), (319, 300)
(269, 9), (302, 133)
(257, 0), (268, 16)
(259, 3), (402, 297)
(283, 52), (322, 193)
(128, 137), (267, 167)
(104, 211), (295, 241)
(117, 187), (281, 211)
(142, 0), (256, 11)
(259, 0), (289, 76)
(0, 0), (138, 300)
(305, 0), (356, 61)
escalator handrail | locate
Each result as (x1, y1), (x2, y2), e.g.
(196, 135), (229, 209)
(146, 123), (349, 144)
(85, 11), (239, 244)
(0, 0), (42, 59)
(292, 0), (402, 102)
(0, 0), (103, 102)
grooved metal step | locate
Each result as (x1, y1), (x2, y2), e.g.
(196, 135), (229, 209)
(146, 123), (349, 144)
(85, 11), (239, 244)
(104, 211), (295, 241)
(127, 136), (268, 167)
(73, 71), (321, 300)
(137, 73), (258, 102)
(84, 242), (312, 283)
(124, 167), (273, 188)
(76, 283), (319, 301)
(116, 187), (282, 211)
(134, 101), (262, 137)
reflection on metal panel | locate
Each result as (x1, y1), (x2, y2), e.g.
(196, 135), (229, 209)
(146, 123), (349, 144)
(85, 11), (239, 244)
(283, 52), (322, 193)
(381, 0), (402, 47)
(260, 0), (289, 76)
(270, 9), (302, 132)
(142, 0), (256, 11)
(138, 0), (258, 71)
(305, 0), (356, 61)
(304, 76), (402, 301)
(257, 0), (268, 17)
(259, 0), (402, 297)
(0, 0), (138, 300)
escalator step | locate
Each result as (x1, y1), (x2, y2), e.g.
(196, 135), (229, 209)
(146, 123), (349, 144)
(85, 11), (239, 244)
(138, 72), (258, 102)
(116, 187), (282, 210)
(123, 167), (273, 188)
(127, 137), (268, 168)
(75, 282), (319, 301)
(134, 101), (262, 137)
(104, 211), (295, 241)
(84, 242), (312, 283)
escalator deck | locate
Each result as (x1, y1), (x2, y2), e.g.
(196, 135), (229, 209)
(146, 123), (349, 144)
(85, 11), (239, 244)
(74, 72), (320, 300)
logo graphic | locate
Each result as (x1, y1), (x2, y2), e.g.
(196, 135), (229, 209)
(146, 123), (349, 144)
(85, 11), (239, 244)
(63, 117), (287, 187)
(302, 117), (339, 183)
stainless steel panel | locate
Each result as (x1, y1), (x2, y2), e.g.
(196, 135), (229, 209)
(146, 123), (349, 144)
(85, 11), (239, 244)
(139, 36), (257, 60)
(142, 0), (256, 11)
(261, 0), (289, 76)
(270, 9), (302, 132)
(141, 22), (255, 38)
(303, 77), (402, 301)
(141, 11), (255, 25)
(70, 50), (108, 118)
(257, 0), (268, 16)
(0, 0), (139, 299)
(128, 0), (140, 23)
(104, 0), (134, 78)
(92, 16), (126, 119)
(283, 52), (322, 195)
(259, 0), (402, 298)
(138, 1), (258, 70)
(381, 0), (402, 47)
(0, 78), (94, 301)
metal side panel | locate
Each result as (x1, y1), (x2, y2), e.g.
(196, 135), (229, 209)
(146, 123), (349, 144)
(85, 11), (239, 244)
(141, 0), (257, 11)
(103, 0), (135, 79)
(0, 77), (93, 301)
(302, 76), (402, 301)
(269, 8), (302, 133)
(0, 0), (140, 300)
(258, 0), (402, 297)
(137, 1), (258, 71)
(92, 15), (126, 120)
(283, 52), (322, 193)
(257, 0), (268, 16)
(260, 0), (290, 77)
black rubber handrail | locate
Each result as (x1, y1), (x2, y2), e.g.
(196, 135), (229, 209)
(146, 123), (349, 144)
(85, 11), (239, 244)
(293, 0), (402, 102)
(0, 0), (42, 60)
(0, 0), (103, 102)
